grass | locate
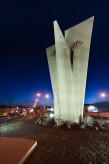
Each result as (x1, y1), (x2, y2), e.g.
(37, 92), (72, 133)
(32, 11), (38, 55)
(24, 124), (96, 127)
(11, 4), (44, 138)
(25, 127), (109, 164)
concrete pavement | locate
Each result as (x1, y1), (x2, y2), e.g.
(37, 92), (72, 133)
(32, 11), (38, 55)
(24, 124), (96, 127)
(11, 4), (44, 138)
(0, 137), (37, 164)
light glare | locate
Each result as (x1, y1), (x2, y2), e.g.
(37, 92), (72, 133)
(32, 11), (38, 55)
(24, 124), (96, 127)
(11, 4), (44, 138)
(36, 93), (41, 97)
(100, 92), (106, 98)
(45, 94), (49, 98)
(49, 113), (54, 118)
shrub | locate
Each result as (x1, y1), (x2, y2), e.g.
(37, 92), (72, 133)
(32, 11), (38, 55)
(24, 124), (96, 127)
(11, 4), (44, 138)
(81, 116), (94, 128)
(80, 116), (106, 131)
(54, 118), (64, 127)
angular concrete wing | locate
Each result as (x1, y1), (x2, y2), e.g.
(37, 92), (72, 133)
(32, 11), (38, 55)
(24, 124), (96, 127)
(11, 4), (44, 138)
(54, 21), (73, 120)
(46, 45), (60, 118)
(65, 16), (94, 119)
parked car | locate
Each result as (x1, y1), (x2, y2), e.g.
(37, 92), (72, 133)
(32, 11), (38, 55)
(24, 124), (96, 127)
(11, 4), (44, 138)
(0, 110), (8, 117)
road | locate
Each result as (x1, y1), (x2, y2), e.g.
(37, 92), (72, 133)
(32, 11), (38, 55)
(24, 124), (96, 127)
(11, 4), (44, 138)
(0, 113), (33, 126)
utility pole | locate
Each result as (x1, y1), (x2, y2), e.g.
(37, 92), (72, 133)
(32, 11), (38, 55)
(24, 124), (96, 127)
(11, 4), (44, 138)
(9, 101), (12, 113)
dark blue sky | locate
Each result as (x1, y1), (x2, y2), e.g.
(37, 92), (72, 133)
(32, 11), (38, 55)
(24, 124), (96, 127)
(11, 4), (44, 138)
(0, 0), (109, 106)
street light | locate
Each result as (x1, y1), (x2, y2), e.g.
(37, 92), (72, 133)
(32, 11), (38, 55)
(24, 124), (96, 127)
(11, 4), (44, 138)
(45, 94), (50, 110)
(36, 93), (41, 97)
(99, 92), (108, 112)
(100, 92), (107, 98)
(45, 94), (49, 99)
(36, 93), (41, 106)
(33, 101), (36, 108)
(36, 99), (39, 107)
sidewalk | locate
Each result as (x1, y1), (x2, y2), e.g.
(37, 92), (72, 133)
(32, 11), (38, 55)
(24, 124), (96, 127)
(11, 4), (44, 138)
(0, 137), (37, 164)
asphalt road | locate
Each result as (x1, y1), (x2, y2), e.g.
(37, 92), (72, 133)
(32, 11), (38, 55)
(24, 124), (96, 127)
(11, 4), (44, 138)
(0, 114), (33, 126)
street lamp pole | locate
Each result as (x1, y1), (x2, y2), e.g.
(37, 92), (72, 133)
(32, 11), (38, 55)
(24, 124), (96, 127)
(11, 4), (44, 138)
(36, 93), (41, 107)
(45, 97), (46, 107)
(100, 92), (107, 112)
(44, 94), (49, 110)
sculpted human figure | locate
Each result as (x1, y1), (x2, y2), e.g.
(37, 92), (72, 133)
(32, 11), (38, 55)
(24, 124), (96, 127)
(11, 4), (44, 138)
(70, 40), (83, 69)
(51, 50), (56, 57)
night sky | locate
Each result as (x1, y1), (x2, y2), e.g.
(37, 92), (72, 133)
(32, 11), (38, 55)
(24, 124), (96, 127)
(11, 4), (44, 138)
(0, 0), (109, 106)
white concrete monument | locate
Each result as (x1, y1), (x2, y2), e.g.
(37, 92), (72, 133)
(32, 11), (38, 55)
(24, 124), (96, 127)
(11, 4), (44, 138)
(46, 17), (94, 123)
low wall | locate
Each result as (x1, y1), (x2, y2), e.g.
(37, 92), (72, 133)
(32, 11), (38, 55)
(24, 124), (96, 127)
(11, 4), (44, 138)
(84, 112), (109, 118)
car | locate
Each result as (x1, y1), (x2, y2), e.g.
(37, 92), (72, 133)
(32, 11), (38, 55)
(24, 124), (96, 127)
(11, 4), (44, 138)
(0, 110), (8, 117)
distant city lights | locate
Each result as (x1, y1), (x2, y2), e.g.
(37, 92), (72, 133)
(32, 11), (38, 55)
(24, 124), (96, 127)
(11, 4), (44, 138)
(47, 108), (54, 111)
(30, 109), (34, 113)
(49, 113), (54, 118)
